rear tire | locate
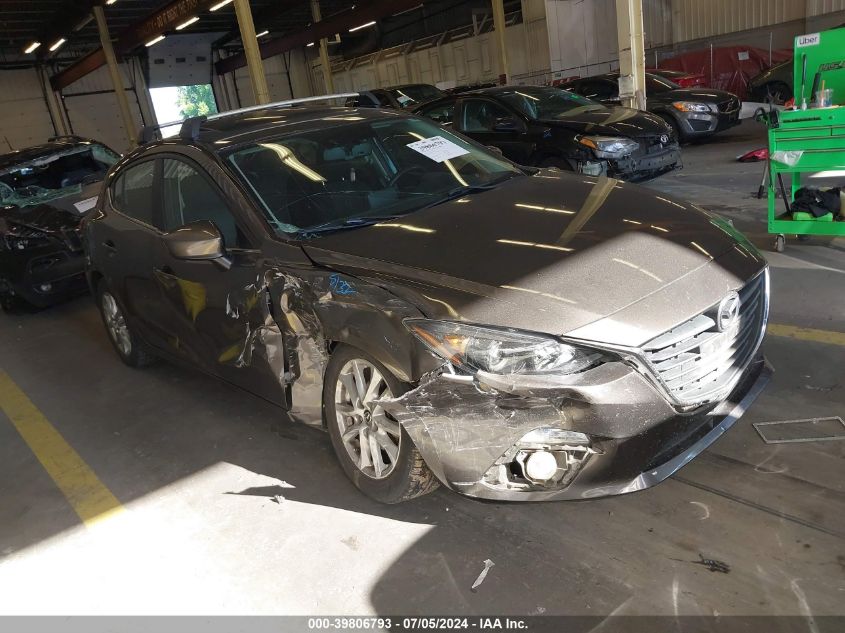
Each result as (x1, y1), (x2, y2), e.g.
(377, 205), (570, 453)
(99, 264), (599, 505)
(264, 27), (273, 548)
(96, 280), (156, 368)
(764, 82), (792, 106)
(323, 344), (438, 503)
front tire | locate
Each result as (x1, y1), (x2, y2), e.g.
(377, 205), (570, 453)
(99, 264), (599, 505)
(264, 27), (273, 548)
(96, 280), (156, 368)
(323, 345), (438, 503)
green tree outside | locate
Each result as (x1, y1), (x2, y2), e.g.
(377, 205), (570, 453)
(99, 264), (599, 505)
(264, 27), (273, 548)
(176, 84), (218, 118)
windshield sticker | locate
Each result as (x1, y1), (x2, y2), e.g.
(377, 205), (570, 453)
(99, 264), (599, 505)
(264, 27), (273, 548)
(74, 196), (98, 213)
(406, 136), (470, 163)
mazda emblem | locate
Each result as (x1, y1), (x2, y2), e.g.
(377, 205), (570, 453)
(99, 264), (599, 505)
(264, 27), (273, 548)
(716, 291), (741, 332)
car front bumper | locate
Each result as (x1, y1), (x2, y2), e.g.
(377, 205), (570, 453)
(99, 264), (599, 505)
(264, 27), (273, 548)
(679, 109), (741, 137)
(382, 353), (771, 501)
(609, 146), (682, 181)
(0, 247), (87, 308)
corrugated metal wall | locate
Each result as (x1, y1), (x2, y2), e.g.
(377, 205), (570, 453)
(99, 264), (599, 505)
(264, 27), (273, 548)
(801, 0), (845, 16)
(325, 13), (550, 92)
(668, 0), (806, 42)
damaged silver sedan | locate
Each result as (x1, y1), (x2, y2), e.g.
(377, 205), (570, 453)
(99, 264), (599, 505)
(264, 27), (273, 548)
(84, 102), (771, 503)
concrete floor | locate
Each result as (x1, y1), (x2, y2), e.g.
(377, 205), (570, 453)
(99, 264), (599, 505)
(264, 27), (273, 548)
(0, 121), (843, 616)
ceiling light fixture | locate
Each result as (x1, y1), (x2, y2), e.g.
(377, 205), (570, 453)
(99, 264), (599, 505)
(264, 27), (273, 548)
(210, 0), (233, 11)
(348, 21), (376, 32)
(48, 38), (66, 52)
(145, 35), (165, 47)
(256, 30), (269, 38)
(176, 16), (199, 30)
(24, 41), (41, 54)
(306, 42), (315, 47)
(106, 0), (117, 4)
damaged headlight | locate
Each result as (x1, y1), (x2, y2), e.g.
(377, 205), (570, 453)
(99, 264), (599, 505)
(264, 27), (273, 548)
(406, 319), (605, 375)
(576, 135), (639, 159)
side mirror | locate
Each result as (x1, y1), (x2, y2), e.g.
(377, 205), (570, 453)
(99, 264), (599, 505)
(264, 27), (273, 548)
(493, 116), (522, 132)
(163, 220), (232, 270)
(486, 145), (504, 156)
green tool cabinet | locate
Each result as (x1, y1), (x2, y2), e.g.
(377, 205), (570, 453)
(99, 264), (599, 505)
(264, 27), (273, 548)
(766, 27), (845, 251)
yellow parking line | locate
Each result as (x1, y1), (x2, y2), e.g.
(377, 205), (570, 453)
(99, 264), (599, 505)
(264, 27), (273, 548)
(768, 324), (845, 347)
(0, 370), (124, 526)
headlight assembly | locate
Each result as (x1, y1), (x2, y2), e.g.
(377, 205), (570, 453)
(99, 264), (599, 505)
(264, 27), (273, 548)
(405, 319), (606, 376)
(672, 101), (714, 113)
(576, 135), (639, 159)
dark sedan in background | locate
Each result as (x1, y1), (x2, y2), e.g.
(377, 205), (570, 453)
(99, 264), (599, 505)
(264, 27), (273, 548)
(414, 85), (680, 180)
(348, 83), (445, 109)
(648, 68), (707, 88)
(562, 72), (742, 142)
(0, 136), (119, 311)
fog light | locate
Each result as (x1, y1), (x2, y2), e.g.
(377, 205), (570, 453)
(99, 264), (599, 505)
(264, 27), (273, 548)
(524, 451), (558, 481)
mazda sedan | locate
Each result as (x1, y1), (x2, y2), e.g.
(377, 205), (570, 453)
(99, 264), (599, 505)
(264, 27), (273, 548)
(84, 103), (770, 503)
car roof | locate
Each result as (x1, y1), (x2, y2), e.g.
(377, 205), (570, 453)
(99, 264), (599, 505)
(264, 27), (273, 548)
(444, 85), (558, 98)
(141, 104), (411, 153)
(0, 138), (101, 171)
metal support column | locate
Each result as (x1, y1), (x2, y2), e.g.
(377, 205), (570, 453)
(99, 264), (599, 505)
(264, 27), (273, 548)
(93, 4), (136, 149)
(234, 0), (271, 105)
(615, 0), (646, 110)
(310, 0), (335, 94)
(38, 66), (69, 136)
(491, 0), (510, 84)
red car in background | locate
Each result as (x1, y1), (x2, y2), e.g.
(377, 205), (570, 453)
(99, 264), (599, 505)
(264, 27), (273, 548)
(648, 68), (707, 88)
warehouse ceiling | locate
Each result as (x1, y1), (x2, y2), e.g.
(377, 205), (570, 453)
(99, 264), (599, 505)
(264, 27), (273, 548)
(0, 0), (520, 70)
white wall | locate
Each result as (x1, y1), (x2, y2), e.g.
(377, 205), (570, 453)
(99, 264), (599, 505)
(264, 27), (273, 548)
(0, 68), (56, 152)
(230, 49), (314, 107)
(61, 64), (146, 153)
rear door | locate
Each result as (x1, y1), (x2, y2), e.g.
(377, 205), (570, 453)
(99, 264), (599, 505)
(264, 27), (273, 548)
(92, 158), (171, 350)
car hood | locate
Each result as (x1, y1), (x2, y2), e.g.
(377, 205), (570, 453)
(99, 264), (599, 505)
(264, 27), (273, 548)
(301, 174), (764, 344)
(542, 106), (670, 137)
(0, 203), (81, 234)
(652, 88), (738, 104)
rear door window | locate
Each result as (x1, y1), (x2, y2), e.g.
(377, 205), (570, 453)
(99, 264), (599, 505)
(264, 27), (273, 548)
(110, 160), (156, 227)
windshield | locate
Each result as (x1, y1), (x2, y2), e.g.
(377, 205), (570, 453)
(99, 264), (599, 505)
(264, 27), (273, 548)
(388, 85), (444, 108)
(0, 143), (118, 208)
(226, 116), (522, 237)
(496, 87), (603, 120)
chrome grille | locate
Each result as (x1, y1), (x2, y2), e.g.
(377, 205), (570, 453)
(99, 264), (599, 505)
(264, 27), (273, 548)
(641, 271), (768, 406)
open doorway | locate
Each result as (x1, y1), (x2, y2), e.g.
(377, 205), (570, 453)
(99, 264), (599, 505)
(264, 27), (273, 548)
(149, 84), (218, 137)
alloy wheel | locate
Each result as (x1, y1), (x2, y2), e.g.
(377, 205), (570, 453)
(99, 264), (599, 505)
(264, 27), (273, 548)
(334, 359), (401, 479)
(101, 291), (132, 357)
